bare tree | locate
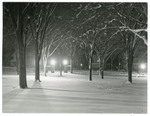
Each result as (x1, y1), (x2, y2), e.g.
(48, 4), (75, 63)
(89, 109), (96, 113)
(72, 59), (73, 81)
(29, 3), (57, 81)
(112, 3), (147, 83)
(95, 29), (124, 79)
(3, 3), (34, 88)
(57, 31), (76, 76)
(42, 25), (65, 76)
(76, 3), (118, 81)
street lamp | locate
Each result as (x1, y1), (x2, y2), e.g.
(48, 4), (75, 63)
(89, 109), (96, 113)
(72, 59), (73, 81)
(50, 59), (56, 66)
(63, 60), (68, 65)
(140, 63), (146, 70)
(50, 59), (56, 73)
(80, 63), (83, 70)
(63, 59), (68, 73)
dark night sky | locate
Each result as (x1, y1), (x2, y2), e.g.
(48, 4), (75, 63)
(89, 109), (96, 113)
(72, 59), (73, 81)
(2, 2), (147, 70)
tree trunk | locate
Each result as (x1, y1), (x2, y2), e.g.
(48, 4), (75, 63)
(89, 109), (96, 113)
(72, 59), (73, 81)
(35, 56), (40, 81)
(60, 63), (62, 76)
(35, 39), (41, 82)
(126, 32), (135, 83)
(58, 50), (62, 76)
(16, 8), (28, 89)
(99, 59), (104, 79)
(89, 56), (92, 81)
(70, 57), (73, 73)
(127, 48), (133, 83)
(101, 70), (104, 79)
(43, 59), (48, 77)
(18, 44), (28, 88)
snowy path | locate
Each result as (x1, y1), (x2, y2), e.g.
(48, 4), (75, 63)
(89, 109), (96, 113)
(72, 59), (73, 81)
(2, 73), (147, 113)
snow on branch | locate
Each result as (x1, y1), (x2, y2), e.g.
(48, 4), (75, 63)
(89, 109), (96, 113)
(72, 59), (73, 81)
(114, 6), (147, 26)
(93, 4), (102, 9)
(106, 18), (117, 24)
(22, 3), (30, 15)
(123, 27), (147, 45)
(82, 16), (95, 25)
(109, 30), (120, 40)
(76, 10), (82, 18)
(76, 4), (89, 18)
(129, 29), (147, 33)
(133, 33), (147, 45)
(118, 26), (147, 45)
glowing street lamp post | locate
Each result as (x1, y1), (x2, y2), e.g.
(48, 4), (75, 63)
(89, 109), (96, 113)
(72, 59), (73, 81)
(80, 63), (83, 70)
(63, 60), (68, 73)
(139, 63), (146, 74)
(50, 59), (56, 73)
(140, 63), (146, 70)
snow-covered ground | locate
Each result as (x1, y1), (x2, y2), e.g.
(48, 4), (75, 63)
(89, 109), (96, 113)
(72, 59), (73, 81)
(2, 71), (147, 113)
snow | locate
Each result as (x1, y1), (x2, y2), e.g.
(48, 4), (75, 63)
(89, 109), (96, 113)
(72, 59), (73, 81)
(2, 71), (147, 113)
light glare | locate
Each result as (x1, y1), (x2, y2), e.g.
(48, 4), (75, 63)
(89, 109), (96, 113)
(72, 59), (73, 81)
(140, 63), (146, 70)
(50, 59), (56, 66)
(63, 60), (68, 65)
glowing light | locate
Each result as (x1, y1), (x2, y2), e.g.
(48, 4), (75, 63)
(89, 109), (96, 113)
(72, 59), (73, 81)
(140, 63), (146, 70)
(80, 64), (83, 67)
(63, 60), (68, 65)
(50, 59), (56, 66)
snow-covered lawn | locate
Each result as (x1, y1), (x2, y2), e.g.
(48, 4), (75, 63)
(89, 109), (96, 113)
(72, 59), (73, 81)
(2, 72), (147, 113)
